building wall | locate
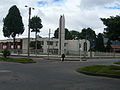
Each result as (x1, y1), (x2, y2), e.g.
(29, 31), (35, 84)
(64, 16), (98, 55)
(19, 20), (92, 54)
(67, 39), (90, 52)
(0, 38), (90, 54)
(0, 39), (22, 49)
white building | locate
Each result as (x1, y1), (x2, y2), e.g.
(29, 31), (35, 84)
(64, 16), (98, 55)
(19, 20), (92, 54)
(0, 38), (90, 55)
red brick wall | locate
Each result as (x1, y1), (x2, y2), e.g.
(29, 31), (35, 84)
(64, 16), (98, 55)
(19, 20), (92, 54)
(0, 40), (22, 49)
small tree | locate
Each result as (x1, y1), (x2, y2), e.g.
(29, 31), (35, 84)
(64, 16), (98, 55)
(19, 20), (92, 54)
(3, 5), (24, 49)
(29, 16), (43, 54)
(2, 49), (10, 58)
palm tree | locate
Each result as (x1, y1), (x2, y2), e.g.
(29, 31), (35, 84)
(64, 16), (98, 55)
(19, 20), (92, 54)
(29, 16), (43, 55)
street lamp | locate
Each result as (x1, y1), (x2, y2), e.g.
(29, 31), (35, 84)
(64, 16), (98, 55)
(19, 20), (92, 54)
(25, 5), (34, 58)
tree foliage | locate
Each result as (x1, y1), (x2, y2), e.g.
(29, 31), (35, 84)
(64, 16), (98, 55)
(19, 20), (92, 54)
(70, 30), (80, 40)
(101, 15), (120, 41)
(105, 39), (113, 52)
(3, 5), (24, 49)
(53, 27), (97, 41)
(2, 49), (10, 58)
(30, 16), (43, 32)
(80, 28), (96, 50)
(29, 16), (43, 52)
(54, 28), (72, 40)
(80, 28), (96, 41)
(65, 28), (72, 40)
(95, 33), (105, 52)
(3, 5), (24, 38)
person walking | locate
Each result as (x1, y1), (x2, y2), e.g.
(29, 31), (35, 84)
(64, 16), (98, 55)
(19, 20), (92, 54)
(61, 54), (65, 61)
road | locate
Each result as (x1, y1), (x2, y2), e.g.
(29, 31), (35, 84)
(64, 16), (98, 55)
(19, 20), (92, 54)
(0, 58), (120, 90)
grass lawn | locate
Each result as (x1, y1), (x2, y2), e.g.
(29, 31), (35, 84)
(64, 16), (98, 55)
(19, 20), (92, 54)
(0, 57), (36, 63)
(76, 65), (120, 78)
(114, 61), (120, 65)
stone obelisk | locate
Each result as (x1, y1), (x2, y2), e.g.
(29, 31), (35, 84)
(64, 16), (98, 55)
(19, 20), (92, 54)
(59, 15), (65, 55)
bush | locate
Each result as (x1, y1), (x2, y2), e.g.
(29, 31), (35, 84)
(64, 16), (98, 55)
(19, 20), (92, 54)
(2, 49), (10, 58)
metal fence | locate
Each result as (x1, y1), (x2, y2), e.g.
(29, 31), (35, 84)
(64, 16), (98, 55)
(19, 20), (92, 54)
(0, 49), (120, 58)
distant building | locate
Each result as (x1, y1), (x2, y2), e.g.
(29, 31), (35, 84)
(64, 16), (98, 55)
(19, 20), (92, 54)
(111, 41), (120, 52)
(104, 38), (120, 52)
(0, 38), (90, 55)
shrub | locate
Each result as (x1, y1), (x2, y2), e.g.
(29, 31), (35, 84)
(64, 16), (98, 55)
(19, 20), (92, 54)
(2, 49), (10, 58)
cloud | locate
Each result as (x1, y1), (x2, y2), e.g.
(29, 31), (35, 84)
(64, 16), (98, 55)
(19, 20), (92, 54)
(0, 0), (120, 40)
(80, 0), (118, 9)
(105, 2), (120, 9)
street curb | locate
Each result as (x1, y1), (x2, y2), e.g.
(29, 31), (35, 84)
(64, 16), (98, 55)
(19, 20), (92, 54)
(77, 70), (120, 79)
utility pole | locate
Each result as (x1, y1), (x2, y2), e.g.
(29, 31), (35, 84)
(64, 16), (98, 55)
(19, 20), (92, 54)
(25, 5), (34, 58)
(83, 30), (87, 61)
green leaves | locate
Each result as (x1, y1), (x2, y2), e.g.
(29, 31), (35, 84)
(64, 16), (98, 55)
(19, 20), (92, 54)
(3, 5), (24, 38)
(95, 33), (105, 52)
(2, 49), (10, 58)
(101, 15), (120, 41)
(30, 16), (43, 32)
(53, 27), (96, 41)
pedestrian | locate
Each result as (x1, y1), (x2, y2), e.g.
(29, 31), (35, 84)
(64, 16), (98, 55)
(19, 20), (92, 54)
(61, 53), (65, 61)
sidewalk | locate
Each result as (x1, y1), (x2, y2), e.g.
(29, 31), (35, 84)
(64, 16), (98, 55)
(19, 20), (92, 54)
(9, 53), (120, 61)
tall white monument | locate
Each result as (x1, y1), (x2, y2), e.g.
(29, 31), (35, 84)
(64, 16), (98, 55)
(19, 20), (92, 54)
(59, 15), (65, 55)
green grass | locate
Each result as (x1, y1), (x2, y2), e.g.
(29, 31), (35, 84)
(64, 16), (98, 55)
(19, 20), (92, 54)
(0, 57), (36, 63)
(114, 61), (120, 65)
(77, 65), (120, 76)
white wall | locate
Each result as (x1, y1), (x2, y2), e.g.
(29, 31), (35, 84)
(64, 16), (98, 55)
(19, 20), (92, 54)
(0, 38), (90, 55)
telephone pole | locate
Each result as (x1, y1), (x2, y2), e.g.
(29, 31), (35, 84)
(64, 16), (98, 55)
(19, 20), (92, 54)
(25, 5), (34, 58)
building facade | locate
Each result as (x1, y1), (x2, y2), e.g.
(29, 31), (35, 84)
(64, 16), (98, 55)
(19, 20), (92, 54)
(0, 38), (90, 55)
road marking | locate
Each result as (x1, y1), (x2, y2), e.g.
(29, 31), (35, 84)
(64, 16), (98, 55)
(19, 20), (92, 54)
(0, 70), (11, 73)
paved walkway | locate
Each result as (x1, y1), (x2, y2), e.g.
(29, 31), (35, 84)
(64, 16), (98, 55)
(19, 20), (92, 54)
(0, 58), (120, 90)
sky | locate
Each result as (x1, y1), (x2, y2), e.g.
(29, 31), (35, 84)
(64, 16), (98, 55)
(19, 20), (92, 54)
(0, 0), (120, 40)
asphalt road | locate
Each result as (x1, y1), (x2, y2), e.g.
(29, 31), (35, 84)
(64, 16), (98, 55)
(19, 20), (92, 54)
(0, 58), (120, 90)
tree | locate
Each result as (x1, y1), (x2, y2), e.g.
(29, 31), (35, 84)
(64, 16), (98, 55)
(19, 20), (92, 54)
(101, 15), (120, 41)
(2, 49), (10, 58)
(70, 30), (80, 40)
(95, 33), (105, 52)
(105, 39), (113, 52)
(29, 16), (43, 54)
(53, 28), (72, 40)
(80, 28), (96, 40)
(54, 28), (59, 39)
(65, 28), (72, 40)
(3, 5), (24, 49)
(80, 28), (96, 50)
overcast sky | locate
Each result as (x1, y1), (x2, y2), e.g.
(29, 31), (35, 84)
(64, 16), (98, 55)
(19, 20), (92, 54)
(0, 0), (120, 40)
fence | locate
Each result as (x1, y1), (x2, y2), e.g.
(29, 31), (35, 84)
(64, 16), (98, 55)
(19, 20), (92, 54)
(0, 49), (120, 58)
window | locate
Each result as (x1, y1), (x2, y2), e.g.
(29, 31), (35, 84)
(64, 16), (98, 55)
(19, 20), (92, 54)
(47, 41), (53, 45)
(84, 42), (87, 51)
(39, 41), (44, 45)
(55, 41), (58, 46)
(64, 43), (67, 47)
